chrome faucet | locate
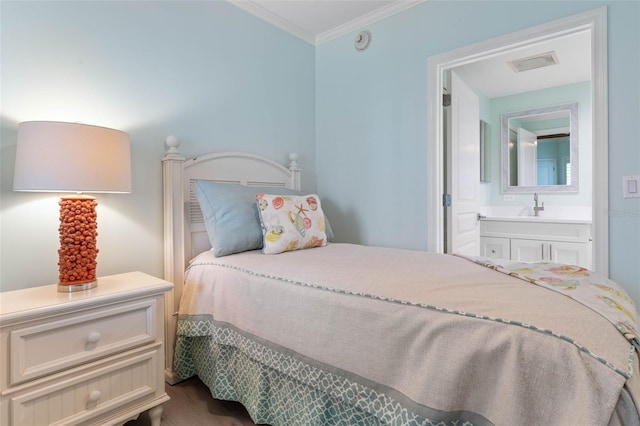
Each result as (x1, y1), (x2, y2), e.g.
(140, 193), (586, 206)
(533, 193), (545, 216)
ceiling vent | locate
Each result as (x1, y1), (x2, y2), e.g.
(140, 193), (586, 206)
(508, 51), (559, 73)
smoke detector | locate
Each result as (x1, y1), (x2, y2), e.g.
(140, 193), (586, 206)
(508, 51), (559, 73)
(355, 30), (372, 51)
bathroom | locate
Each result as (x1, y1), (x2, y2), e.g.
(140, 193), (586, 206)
(449, 30), (594, 268)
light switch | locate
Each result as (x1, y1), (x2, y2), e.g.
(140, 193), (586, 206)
(623, 175), (640, 198)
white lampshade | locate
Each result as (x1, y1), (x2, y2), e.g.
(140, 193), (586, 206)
(13, 121), (131, 193)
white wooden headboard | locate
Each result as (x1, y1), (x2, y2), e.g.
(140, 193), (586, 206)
(162, 136), (301, 383)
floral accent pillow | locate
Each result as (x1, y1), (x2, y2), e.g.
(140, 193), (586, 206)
(257, 193), (327, 254)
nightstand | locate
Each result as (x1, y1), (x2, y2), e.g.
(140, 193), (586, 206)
(0, 272), (173, 426)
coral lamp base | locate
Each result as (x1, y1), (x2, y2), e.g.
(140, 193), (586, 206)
(57, 195), (99, 293)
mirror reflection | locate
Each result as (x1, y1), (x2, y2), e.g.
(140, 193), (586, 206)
(502, 103), (578, 192)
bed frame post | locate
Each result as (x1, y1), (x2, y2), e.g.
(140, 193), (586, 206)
(162, 135), (185, 385)
(288, 153), (301, 191)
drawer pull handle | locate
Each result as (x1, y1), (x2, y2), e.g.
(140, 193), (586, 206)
(87, 332), (101, 344)
(88, 390), (102, 403)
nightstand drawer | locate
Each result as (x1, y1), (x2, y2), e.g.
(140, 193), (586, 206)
(9, 344), (162, 426)
(10, 298), (158, 385)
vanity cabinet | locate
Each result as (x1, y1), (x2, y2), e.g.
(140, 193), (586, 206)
(480, 219), (591, 269)
(480, 237), (511, 259)
(510, 238), (589, 266)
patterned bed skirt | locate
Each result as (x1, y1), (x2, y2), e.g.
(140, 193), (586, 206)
(173, 321), (478, 426)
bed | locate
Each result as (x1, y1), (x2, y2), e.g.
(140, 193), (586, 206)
(161, 138), (640, 426)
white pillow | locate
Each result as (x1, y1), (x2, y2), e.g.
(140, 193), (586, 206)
(257, 193), (327, 254)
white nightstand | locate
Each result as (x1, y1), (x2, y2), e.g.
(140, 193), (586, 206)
(0, 272), (174, 426)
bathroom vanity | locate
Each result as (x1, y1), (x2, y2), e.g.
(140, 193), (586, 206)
(480, 217), (592, 269)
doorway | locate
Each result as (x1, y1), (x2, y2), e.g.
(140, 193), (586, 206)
(426, 7), (609, 276)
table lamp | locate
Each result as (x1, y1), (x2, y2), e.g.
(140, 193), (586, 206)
(13, 121), (131, 292)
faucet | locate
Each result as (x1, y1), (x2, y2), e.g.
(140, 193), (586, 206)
(533, 193), (545, 216)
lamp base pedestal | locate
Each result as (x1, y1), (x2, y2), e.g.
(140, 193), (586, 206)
(57, 280), (98, 293)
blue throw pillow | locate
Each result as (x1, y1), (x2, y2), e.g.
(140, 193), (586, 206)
(194, 180), (333, 257)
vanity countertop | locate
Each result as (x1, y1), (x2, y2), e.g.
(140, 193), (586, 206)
(481, 216), (592, 225)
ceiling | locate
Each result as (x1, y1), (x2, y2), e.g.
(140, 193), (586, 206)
(454, 30), (591, 98)
(230, 0), (591, 98)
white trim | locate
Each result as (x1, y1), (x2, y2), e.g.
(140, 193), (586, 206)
(228, 0), (316, 45)
(591, 8), (609, 276)
(228, 0), (425, 46)
(427, 7), (608, 276)
(316, 0), (426, 45)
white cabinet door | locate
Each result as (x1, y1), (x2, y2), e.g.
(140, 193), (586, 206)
(511, 239), (545, 262)
(549, 241), (589, 268)
(511, 239), (589, 268)
(480, 237), (510, 260)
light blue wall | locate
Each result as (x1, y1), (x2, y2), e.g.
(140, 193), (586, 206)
(1, 1), (638, 308)
(316, 1), (639, 305)
(0, 1), (316, 290)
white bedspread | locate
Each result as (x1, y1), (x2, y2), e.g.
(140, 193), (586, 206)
(178, 243), (640, 425)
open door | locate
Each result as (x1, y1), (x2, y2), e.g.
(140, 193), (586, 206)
(517, 127), (538, 186)
(446, 71), (480, 256)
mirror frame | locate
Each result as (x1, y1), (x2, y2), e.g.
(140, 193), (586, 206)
(501, 102), (579, 193)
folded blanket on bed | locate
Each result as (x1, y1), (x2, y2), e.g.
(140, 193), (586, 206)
(457, 255), (640, 352)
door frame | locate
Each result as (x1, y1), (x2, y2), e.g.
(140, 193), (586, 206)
(426, 7), (609, 276)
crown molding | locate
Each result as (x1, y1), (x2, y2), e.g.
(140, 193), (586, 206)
(316, 0), (425, 45)
(228, 0), (316, 45)
(229, 0), (426, 46)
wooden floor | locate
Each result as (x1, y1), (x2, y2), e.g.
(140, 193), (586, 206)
(125, 377), (259, 426)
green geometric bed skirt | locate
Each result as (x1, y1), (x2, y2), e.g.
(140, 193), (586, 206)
(173, 317), (481, 426)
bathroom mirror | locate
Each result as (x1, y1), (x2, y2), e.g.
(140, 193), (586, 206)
(501, 102), (578, 193)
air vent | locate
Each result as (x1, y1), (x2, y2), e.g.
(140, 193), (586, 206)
(508, 51), (559, 73)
